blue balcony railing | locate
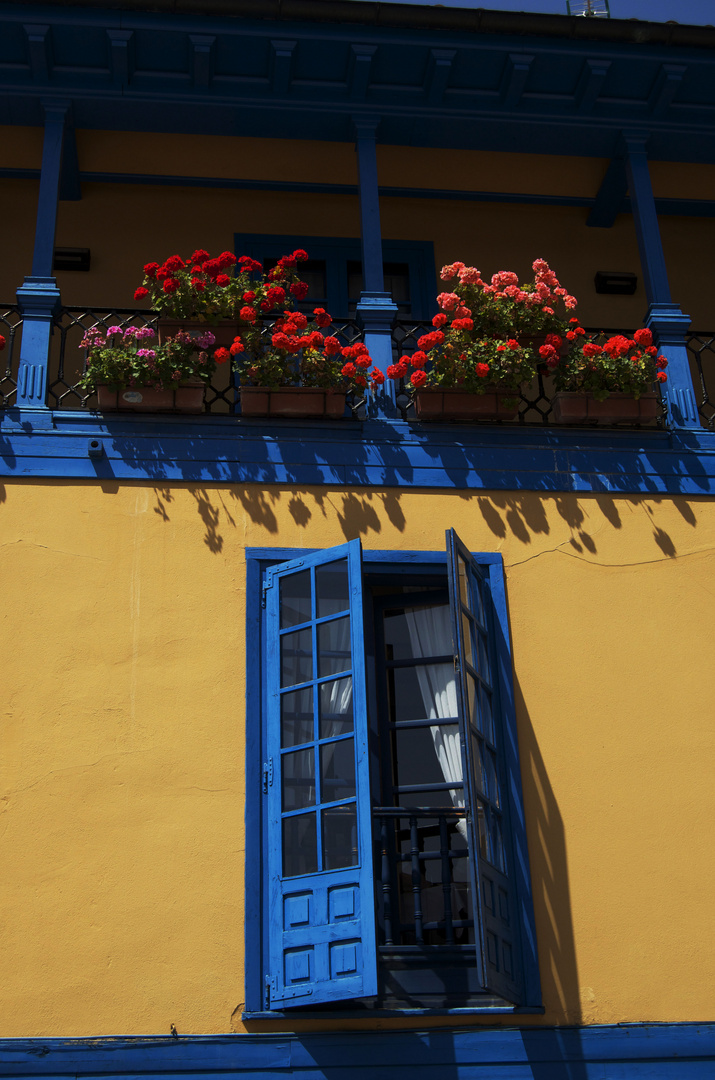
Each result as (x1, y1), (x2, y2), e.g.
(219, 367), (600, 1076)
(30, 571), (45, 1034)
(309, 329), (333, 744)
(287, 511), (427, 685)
(1, 304), (713, 427)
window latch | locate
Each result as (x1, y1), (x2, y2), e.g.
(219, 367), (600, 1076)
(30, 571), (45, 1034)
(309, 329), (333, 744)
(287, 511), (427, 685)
(262, 759), (273, 793)
(453, 655), (460, 672)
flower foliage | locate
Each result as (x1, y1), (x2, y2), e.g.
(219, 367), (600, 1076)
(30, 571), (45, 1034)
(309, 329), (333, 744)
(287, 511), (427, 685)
(135, 249), (310, 351)
(78, 325), (220, 392)
(236, 307), (381, 395)
(388, 259), (578, 394)
(552, 326), (668, 401)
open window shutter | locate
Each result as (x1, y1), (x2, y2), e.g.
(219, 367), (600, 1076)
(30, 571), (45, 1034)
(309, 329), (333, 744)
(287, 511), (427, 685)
(264, 539), (377, 1008)
(445, 529), (523, 1005)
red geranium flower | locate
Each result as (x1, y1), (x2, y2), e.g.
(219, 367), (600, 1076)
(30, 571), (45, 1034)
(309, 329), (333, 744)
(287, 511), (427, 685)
(656, 372), (668, 382)
(216, 274), (231, 288)
(214, 347), (230, 364)
(143, 262), (160, 278)
(230, 340), (244, 356)
(218, 251), (237, 268)
(163, 278), (180, 294)
(240, 306), (257, 323)
(313, 308), (332, 328)
(411, 369), (427, 387)
(371, 368), (385, 385)
(475, 363), (490, 378)
(290, 282), (309, 299)
(341, 362), (356, 378)
(134, 287), (149, 301)
(293, 249), (309, 262)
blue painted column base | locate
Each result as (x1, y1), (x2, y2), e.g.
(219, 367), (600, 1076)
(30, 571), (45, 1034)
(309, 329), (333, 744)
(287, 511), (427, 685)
(356, 292), (398, 419)
(15, 276), (61, 408)
(645, 303), (699, 430)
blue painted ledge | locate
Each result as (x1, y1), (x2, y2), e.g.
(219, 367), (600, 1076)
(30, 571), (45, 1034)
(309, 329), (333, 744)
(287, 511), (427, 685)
(1, 408), (715, 495)
(0, 1025), (714, 1078)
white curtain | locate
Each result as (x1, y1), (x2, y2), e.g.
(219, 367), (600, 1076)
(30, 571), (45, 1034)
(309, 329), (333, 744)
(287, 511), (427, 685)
(404, 604), (467, 839)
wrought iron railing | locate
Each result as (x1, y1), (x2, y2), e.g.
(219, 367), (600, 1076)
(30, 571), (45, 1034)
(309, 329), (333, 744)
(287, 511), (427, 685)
(374, 806), (474, 950)
(0, 304), (713, 427)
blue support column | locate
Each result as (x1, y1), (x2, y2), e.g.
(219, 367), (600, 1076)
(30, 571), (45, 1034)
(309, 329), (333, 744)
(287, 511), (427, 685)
(15, 101), (67, 408)
(354, 118), (398, 418)
(622, 132), (698, 430)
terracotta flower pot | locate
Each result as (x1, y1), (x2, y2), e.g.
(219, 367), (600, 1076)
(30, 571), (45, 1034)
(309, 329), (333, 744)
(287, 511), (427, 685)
(413, 387), (521, 421)
(552, 391), (659, 425)
(157, 318), (243, 347)
(96, 379), (205, 413)
(240, 386), (346, 419)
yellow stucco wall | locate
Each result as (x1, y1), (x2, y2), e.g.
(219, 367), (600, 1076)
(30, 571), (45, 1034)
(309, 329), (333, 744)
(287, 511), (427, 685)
(2, 478), (715, 1036)
(1, 127), (713, 328)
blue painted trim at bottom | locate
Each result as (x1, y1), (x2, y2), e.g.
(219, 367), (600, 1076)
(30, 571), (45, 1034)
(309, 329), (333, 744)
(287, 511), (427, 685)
(0, 1025), (713, 1078)
(1, 409), (715, 496)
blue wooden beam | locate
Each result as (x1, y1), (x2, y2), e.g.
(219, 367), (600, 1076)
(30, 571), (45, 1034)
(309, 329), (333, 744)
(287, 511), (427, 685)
(106, 29), (133, 87)
(576, 58), (610, 113)
(15, 99), (66, 408)
(500, 54), (534, 109)
(354, 117), (398, 414)
(649, 64), (686, 115)
(587, 156), (627, 228)
(190, 35), (215, 89)
(349, 45), (376, 101)
(622, 132), (698, 430)
(59, 121), (81, 202)
(23, 23), (50, 83)
(426, 49), (456, 106)
(271, 40), (295, 97)
(31, 101), (67, 277)
(622, 132), (671, 305)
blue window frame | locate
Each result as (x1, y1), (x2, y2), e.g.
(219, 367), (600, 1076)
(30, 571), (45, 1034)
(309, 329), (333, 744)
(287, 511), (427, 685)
(234, 234), (436, 320)
(244, 533), (540, 1016)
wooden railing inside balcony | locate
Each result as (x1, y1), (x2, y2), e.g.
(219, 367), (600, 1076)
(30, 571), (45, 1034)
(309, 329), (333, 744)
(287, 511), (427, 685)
(1, 304), (714, 427)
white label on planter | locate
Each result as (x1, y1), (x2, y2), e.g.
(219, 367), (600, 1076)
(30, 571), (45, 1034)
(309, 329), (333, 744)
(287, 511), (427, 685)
(122, 391), (143, 403)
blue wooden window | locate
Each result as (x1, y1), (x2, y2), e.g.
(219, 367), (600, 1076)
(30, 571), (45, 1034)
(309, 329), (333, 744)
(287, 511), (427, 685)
(247, 535), (540, 1014)
(234, 234), (436, 320)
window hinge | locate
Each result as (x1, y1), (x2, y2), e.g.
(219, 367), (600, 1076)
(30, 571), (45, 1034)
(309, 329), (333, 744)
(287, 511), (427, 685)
(262, 759), (273, 793)
(261, 580), (271, 608)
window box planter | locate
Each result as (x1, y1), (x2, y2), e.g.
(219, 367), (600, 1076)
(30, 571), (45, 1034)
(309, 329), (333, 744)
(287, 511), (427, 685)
(413, 388), (520, 421)
(96, 379), (205, 414)
(240, 386), (346, 419)
(552, 390), (659, 425)
(156, 318), (242, 347)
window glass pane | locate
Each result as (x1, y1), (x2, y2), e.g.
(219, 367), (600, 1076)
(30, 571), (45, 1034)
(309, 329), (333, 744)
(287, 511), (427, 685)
(481, 686), (495, 744)
(320, 737), (356, 803)
(319, 676), (353, 738)
(457, 555), (471, 610)
(477, 631), (490, 681)
(281, 627), (313, 687)
(491, 813), (506, 873)
(476, 799), (489, 860)
(391, 664), (457, 723)
(473, 577), (486, 628)
(466, 671), (479, 731)
(282, 748), (315, 811)
(281, 686), (314, 747)
(317, 616), (351, 677)
(394, 723), (461, 789)
(283, 812), (317, 877)
(485, 748), (500, 807)
(383, 603), (451, 661)
(322, 804), (358, 870)
(470, 729), (485, 795)
(316, 558), (350, 618)
(462, 612), (477, 670)
(280, 569), (311, 629)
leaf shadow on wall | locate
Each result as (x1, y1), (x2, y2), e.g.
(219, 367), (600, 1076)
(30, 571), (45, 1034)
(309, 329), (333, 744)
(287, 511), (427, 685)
(472, 491), (688, 559)
(511, 673), (586, 1037)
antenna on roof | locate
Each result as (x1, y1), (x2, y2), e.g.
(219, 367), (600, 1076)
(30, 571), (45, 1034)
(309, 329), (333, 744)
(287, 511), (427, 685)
(567, 0), (611, 15)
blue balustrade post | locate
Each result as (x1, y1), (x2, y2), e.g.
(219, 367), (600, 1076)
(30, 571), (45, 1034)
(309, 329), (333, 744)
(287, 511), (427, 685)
(622, 132), (698, 430)
(354, 117), (398, 419)
(15, 101), (67, 408)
